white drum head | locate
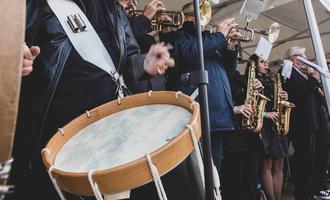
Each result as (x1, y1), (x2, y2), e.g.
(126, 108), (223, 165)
(54, 104), (192, 172)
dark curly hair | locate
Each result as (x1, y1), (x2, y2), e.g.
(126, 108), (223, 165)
(244, 54), (260, 76)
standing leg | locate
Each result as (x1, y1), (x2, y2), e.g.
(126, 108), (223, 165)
(262, 159), (275, 200)
(272, 157), (284, 200)
(293, 132), (316, 200)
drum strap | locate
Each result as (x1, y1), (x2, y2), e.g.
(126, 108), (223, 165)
(47, 0), (126, 99)
(88, 170), (103, 200)
(186, 125), (222, 199)
(42, 148), (66, 200)
(186, 125), (205, 187)
(48, 166), (66, 200)
(146, 154), (168, 200)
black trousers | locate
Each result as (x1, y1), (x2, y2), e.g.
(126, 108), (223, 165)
(292, 130), (317, 200)
(220, 132), (262, 200)
(313, 129), (330, 193)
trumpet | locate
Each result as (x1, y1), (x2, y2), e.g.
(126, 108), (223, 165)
(238, 22), (280, 43)
(205, 22), (280, 43)
(130, 9), (185, 31)
(128, 0), (212, 32)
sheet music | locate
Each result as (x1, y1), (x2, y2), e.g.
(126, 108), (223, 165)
(281, 59), (293, 79)
(255, 36), (273, 60)
(240, 0), (269, 20)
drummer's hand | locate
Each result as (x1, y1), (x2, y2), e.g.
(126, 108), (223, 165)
(144, 42), (175, 76)
(233, 104), (253, 118)
(22, 43), (40, 76)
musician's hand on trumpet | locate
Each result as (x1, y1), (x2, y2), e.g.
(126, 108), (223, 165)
(301, 65), (321, 81)
(227, 28), (242, 50)
(143, 0), (165, 20)
(214, 18), (240, 49)
(215, 18), (237, 38)
(299, 64), (321, 81)
(312, 70), (321, 81)
(157, 13), (173, 33)
(158, 13), (172, 23)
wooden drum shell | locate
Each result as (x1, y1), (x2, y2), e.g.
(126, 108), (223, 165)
(42, 91), (201, 196)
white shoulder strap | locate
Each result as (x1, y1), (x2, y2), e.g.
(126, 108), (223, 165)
(47, 0), (126, 98)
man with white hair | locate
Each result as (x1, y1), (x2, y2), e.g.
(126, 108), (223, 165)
(282, 47), (329, 200)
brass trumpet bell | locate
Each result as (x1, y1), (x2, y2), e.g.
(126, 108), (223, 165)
(199, 0), (212, 26)
(267, 22), (280, 43)
(237, 22), (280, 43)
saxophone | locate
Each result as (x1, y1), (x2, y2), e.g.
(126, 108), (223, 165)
(242, 60), (270, 133)
(268, 70), (295, 135)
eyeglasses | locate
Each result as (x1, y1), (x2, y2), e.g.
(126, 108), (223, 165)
(259, 59), (269, 65)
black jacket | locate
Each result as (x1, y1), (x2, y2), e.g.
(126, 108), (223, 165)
(14, 0), (163, 180)
(22, 0), (164, 139)
(283, 68), (321, 140)
(129, 14), (152, 38)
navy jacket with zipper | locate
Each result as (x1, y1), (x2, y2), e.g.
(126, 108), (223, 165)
(175, 22), (238, 132)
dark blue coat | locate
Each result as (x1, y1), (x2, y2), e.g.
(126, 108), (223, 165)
(176, 22), (238, 132)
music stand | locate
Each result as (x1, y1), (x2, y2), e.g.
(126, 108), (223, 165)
(192, 0), (214, 199)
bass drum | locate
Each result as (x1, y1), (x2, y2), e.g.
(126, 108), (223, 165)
(42, 91), (205, 200)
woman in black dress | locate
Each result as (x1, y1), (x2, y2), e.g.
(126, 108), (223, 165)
(246, 54), (289, 200)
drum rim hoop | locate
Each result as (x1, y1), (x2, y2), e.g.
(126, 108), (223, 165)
(42, 91), (201, 195)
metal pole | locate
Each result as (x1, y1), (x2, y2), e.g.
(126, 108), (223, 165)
(303, 0), (330, 113)
(192, 0), (214, 200)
